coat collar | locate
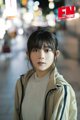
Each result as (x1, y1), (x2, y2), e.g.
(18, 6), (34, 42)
(23, 67), (59, 93)
(45, 67), (58, 96)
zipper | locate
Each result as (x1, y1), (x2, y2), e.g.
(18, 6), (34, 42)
(44, 86), (59, 120)
(19, 75), (24, 120)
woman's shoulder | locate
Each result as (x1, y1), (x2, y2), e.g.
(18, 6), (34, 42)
(16, 69), (35, 87)
(56, 71), (76, 99)
(55, 68), (75, 92)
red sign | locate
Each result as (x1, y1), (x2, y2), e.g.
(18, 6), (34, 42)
(58, 6), (75, 20)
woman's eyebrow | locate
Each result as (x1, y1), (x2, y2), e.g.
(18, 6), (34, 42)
(43, 45), (52, 49)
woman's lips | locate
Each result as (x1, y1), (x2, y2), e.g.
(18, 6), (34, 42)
(37, 62), (45, 65)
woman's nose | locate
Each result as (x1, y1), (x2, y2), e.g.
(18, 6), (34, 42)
(38, 49), (45, 59)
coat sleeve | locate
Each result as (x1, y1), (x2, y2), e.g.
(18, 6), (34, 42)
(69, 86), (77, 120)
(51, 85), (77, 120)
(14, 80), (21, 120)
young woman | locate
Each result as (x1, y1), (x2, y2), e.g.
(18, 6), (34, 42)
(14, 29), (77, 120)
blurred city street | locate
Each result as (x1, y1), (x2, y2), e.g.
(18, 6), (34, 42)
(0, 0), (80, 120)
(0, 28), (80, 120)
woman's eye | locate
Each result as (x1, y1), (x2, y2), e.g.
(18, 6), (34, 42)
(32, 48), (38, 52)
(45, 48), (51, 52)
(45, 49), (49, 52)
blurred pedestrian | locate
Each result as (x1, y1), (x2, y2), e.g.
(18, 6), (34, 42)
(2, 31), (11, 53)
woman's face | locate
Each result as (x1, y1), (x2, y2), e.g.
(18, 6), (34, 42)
(29, 44), (55, 73)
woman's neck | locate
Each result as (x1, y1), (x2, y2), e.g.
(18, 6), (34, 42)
(35, 67), (52, 78)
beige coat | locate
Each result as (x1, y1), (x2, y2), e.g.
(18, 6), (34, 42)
(14, 68), (77, 120)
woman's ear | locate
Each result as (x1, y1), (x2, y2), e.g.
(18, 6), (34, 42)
(55, 50), (60, 58)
